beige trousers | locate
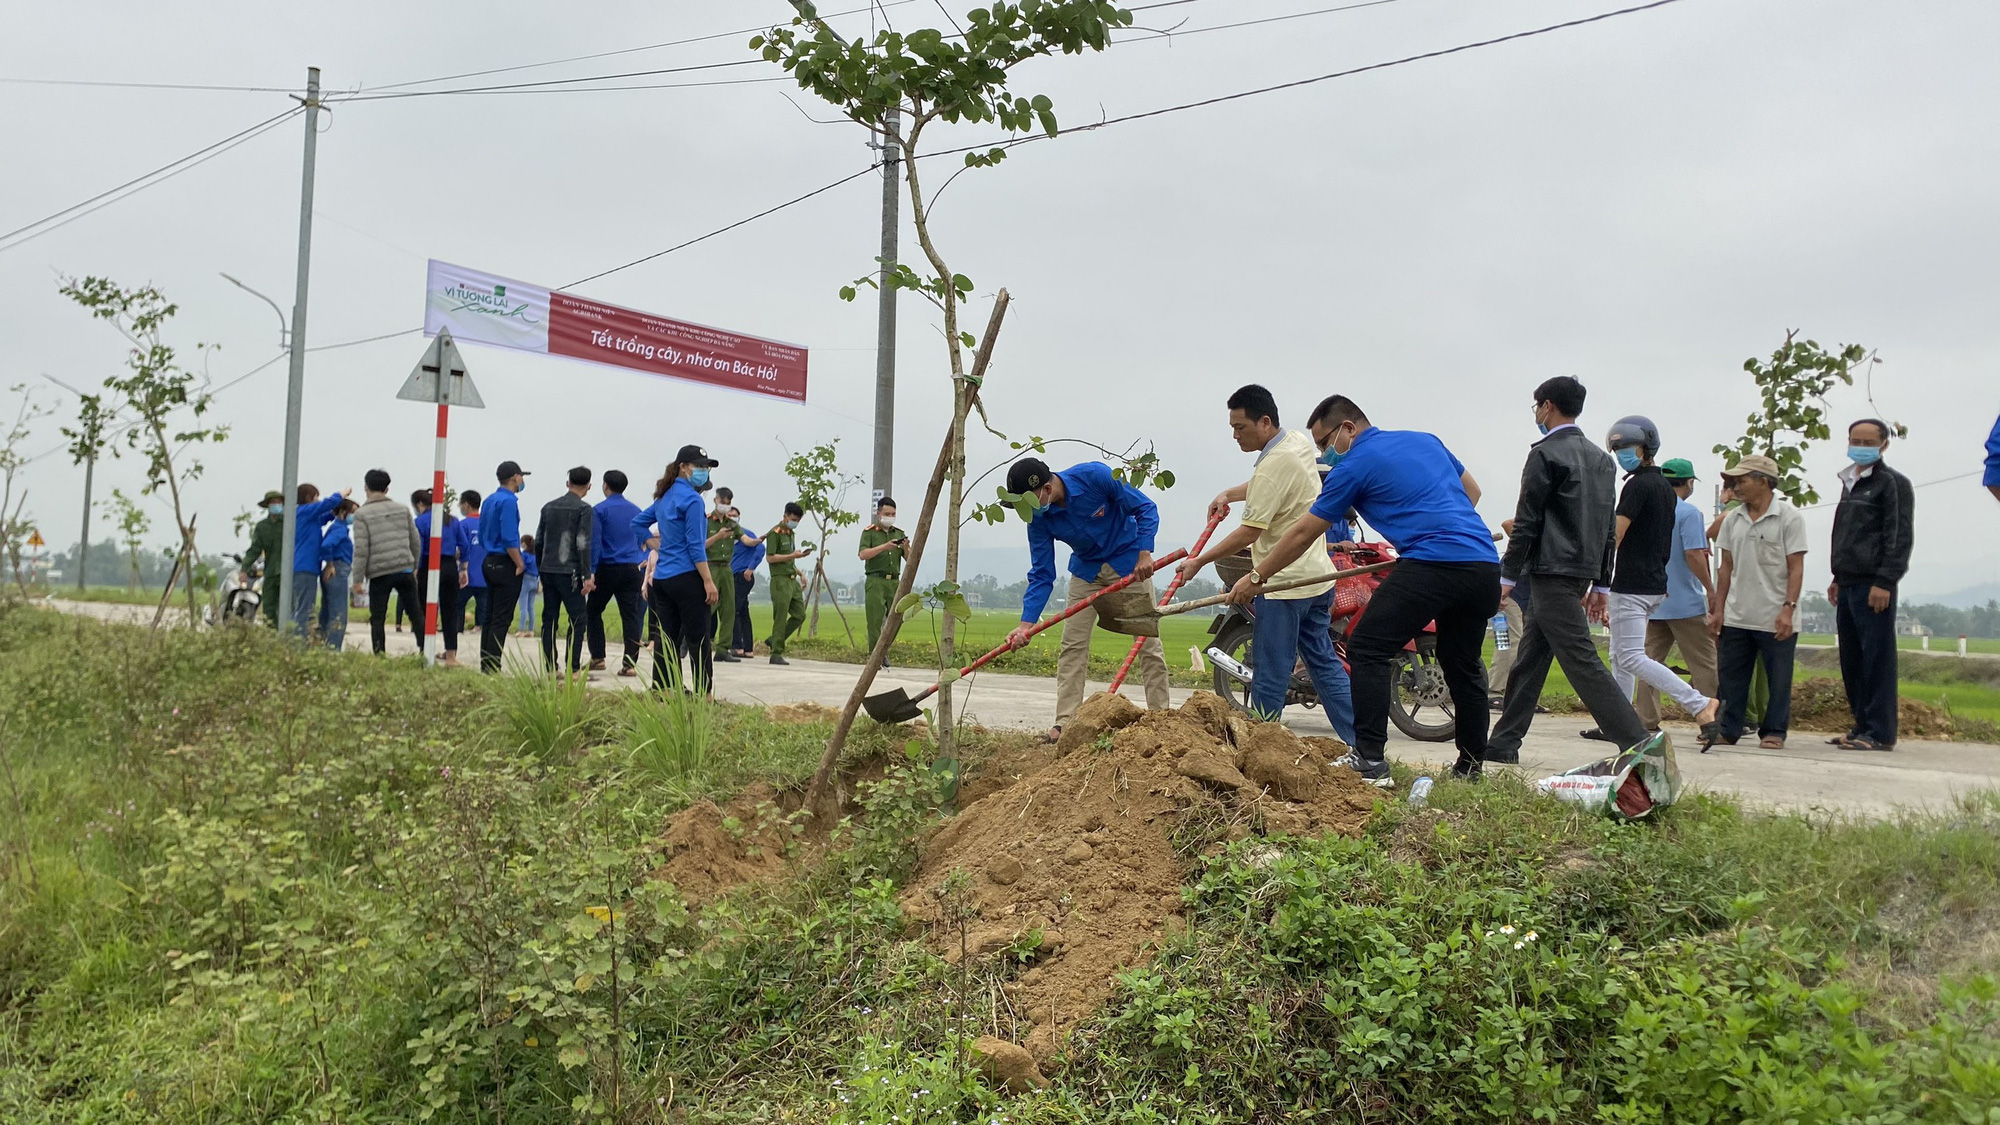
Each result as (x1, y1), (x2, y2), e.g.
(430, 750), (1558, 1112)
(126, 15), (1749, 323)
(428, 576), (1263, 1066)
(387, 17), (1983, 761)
(1633, 615), (1720, 728)
(1055, 564), (1171, 727)
(1488, 594), (1524, 692)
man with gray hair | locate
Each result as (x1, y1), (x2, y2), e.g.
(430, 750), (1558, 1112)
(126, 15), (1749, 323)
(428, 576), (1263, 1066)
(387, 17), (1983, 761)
(1708, 454), (1808, 749)
(1825, 419), (1914, 751)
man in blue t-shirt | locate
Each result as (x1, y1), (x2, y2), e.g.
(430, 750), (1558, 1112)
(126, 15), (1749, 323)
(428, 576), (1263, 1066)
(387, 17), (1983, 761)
(476, 461), (530, 674)
(1231, 395), (1500, 785)
(586, 469), (649, 676)
(1633, 458), (1718, 731)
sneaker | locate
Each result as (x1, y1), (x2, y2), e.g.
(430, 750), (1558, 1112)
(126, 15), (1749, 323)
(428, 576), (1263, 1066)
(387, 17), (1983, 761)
(770, 655), (790, 666)
(1482, 747), (1519, 765)
(1331, 752), (1394, 788)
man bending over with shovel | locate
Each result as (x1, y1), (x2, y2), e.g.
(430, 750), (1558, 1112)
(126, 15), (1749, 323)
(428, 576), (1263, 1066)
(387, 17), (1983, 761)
(1004, 458), (1169, 743)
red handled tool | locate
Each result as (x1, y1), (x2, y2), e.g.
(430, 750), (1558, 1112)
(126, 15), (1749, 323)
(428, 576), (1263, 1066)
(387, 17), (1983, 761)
(1108, 511), (1226, 692)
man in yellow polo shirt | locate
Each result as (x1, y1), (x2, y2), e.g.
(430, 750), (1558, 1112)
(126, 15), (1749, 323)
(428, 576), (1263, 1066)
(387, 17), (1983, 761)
(1175, 384), (1355, 742)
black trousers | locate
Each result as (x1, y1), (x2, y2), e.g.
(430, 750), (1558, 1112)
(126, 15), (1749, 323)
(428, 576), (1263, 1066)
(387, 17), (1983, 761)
(368, 571), (422, 655)
(732, 570), (756, 653)
(1835, 583), (1898, 744)
(1346, 559), (1501, 768)
(418, 560), (461, 654)
(540, 571), (589, 673)
(648, 570), (712, 693)
(1491, 572), (1648, 754)
(587, 562), (646, 670)
(480, 555), (523, 673)
(1719, 625), (1798, 741)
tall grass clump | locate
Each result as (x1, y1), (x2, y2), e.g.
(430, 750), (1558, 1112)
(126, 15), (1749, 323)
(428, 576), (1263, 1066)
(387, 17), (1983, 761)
(623, 664), (714, 794)
(477, 653), (599, 763)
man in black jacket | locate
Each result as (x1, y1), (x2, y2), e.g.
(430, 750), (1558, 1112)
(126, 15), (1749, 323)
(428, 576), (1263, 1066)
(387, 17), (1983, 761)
(1825, 419), (1915, 751)
(1486, 376), (1650, 762)
(535, 466), (598, 679)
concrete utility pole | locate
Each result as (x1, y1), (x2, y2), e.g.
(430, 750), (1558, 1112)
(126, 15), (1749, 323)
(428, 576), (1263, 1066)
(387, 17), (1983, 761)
(276, 66), (321, 636)
(870, 108), (900, 501)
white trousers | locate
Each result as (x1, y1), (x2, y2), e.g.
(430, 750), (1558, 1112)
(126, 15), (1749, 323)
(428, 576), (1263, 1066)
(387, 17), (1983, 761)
(1608, 591), (1709, 716)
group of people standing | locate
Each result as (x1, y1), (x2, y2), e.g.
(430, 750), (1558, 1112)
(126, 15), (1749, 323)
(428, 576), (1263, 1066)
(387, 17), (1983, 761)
(1007, 375), (1930, 789)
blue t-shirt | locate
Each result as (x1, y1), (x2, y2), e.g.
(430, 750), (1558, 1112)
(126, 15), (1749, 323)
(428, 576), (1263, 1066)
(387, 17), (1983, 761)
(1652, 499), (1711, 620)
(460, 512), (488, 587)
(479, 488), (522, 553)
(320, 519), (354, 566)
(591, 494), (646, 566)
(1985, 414), (2000, 487)
(1021, 462), (1160, 621)
(291, 492), (346, 574)
(632, 479), (707, 580)
(732, 533), (765, 575)
(1307, 428), (1498, 565)
(415, 510), (458, 561)
(521, 550), (539, 580)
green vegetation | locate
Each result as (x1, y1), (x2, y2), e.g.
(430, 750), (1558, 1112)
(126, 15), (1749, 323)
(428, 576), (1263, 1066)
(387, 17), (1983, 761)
(1, 606), (1996, 1122)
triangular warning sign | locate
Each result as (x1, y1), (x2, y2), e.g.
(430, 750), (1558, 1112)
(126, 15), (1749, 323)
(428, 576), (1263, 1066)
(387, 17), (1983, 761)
(397, 330), (484, 408)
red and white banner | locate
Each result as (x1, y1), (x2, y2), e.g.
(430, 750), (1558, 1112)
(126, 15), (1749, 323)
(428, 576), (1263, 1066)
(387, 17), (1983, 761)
(423, 259), (809, 402)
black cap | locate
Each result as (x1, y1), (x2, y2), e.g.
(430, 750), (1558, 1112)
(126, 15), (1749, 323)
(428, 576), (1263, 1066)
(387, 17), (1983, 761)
(567, 465), (592, 487)
(676, 444), (719, 468)
(1006, 457), (1052, 497)
(496, 460), (530, 482)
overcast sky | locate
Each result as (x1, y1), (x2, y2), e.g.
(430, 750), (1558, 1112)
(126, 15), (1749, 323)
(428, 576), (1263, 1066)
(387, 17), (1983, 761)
(3, 0), (1996, 599)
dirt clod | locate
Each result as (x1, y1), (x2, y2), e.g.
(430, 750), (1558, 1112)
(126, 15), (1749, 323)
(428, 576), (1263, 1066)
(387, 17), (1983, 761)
(1177, 747), (1249, 790)
(1241, 725), (1322, 800)
(1055, 691), (1143, 753)
(652, 784), (791, 903)
(987, 855), (1024, 885)
(765, 701), (843, 724)
(1063, 840), (1095, 864)
(972, 1036), (1047, 1094)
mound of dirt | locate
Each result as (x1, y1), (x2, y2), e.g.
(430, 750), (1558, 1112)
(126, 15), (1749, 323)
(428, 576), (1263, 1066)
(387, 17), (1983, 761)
(1054, 691), (1143, 753)
(765, 701), (844, 725)
(652, 783), (794, 902)
(902, 691), (1381, 1055)
(1787, 677), (1957, 738)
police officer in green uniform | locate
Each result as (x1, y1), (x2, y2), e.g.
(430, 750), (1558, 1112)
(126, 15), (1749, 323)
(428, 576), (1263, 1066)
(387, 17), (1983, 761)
(239, 489), (287, 627)
(763, 501), (813, 665)
(705, 488), (751, 662)
(857, 496), (907, 665)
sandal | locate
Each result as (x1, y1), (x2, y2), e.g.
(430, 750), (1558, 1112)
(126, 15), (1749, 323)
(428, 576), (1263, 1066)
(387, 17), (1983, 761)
(1825, 733), (1859, 748)
(1041, 725), (1063, 745)
(1578, 728), (1615, 743)
(1759, 736), (1786, 750)
(1843, 735), (1888, 752)
(1697, 721), (1723, 753)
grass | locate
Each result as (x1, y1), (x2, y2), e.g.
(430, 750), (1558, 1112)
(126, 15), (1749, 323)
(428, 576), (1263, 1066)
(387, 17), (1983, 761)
(0, 603), (1996, 1122)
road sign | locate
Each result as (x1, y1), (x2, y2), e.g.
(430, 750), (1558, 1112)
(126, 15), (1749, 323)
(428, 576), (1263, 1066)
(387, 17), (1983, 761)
(397, 330), (484, 408)
(26, 530), (43, 548)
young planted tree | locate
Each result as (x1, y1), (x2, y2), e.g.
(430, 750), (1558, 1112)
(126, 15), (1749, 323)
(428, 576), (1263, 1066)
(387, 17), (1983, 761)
(1715, 330), (1893, 507)
(59, 277), (228, 627)
(759, 1), (1133, 805)
(0, 386), (51, 596)
(105, 489), (153, 592)
(780, 439), (865, 642)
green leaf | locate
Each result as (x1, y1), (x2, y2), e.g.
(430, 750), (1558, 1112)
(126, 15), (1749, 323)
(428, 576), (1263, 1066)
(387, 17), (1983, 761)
(1014, 497), (1037, 522)
(1155, 469), (1176, 489)
(838, 285), (858, 301)
(895, 592), (923, 614)
(558, 1046), (589, 1070)
(943, 593), (972, 621)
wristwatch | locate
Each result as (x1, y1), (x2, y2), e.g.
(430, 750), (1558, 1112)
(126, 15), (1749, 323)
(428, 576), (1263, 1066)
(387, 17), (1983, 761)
(1782, 601), (1798, 607)
(1248, 571), (1266, 586)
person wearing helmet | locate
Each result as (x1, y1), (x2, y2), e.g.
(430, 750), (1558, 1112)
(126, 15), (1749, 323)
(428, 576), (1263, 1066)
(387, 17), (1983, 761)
(1587, 416), (1721, 744)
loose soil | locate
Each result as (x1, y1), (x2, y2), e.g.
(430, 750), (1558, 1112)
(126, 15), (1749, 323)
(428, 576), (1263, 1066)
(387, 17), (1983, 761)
(901, 691), (1380, 1059)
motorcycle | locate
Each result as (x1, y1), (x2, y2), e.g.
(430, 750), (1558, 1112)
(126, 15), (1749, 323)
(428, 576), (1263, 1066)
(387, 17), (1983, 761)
(1204, 540), (1465, 742)
(205, 553), (262, 626)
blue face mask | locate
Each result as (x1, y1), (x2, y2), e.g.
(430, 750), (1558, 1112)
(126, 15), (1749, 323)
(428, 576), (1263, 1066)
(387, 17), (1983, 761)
(267, 503), (283, 515)
(1847, 445), (1881, 466)
(689, 468), (711, 488)
(1615, 448), (1643, 472)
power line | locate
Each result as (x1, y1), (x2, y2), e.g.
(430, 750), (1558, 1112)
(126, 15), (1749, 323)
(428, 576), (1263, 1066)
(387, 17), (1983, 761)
(341, 75), (788, 101)
(0, 76), (300, 93)
(363, 0), (923, 93)
(331, 58), (763, 104)
(0, 107), (303, 254)
(1118, 0), (1410, 43)
(562, 162), (883, 289)
(923, 0), (1687, 163)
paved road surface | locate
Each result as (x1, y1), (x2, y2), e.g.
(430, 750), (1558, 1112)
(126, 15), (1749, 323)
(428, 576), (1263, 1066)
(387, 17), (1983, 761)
(43, 598), (2000, 817)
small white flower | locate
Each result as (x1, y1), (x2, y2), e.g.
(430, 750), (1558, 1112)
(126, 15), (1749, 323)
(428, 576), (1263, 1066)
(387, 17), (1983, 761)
(1485, 929), (1494, 937)
(1500, 924), (1515, 935)
(1514, 941), (1525, 949)
(1526, 931), (1538, 942)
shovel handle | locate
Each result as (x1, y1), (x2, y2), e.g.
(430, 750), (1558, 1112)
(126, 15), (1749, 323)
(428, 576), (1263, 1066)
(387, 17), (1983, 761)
(1154, 560), (1396, 617)
(1110, 512), (1225, 692)
(911, 547), (1189, 704)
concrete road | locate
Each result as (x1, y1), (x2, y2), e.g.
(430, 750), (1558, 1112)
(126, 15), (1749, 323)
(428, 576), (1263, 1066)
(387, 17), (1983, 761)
(43, 598), (2000, 817)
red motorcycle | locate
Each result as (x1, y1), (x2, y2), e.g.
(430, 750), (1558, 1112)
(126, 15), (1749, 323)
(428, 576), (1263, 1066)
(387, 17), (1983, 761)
(1204, 540), (1461, 741)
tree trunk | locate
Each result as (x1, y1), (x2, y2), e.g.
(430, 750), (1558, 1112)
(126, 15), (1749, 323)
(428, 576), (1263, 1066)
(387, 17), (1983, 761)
(935, 380), (969, 761)
(803, 293), (1010, 813)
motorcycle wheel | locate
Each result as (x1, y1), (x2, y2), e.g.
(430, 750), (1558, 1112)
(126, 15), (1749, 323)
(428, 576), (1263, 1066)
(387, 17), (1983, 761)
(1388, 636), (1458, 742)
(1209, 618), (1257, 715)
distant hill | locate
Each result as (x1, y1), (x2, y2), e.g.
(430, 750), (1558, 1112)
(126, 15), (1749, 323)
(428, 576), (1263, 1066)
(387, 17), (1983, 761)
(1914, 582), (2000, 610)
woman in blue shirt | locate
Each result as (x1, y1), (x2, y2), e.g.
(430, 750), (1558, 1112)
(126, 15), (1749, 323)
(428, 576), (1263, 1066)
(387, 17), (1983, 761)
(318, 499), (358, 651)
(632, 444), (721, 693)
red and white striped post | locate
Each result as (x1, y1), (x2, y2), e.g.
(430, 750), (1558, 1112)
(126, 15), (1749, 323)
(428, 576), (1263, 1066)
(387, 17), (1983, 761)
(422, 398), (450, 664)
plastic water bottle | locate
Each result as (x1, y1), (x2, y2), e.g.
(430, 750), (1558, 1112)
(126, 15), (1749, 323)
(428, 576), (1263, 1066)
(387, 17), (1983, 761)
(1408, 776), (1434, 809)
(1491, 612), (1510, 652)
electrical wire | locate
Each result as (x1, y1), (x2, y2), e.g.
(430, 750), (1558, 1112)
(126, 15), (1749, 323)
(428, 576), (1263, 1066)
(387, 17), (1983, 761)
(331, 58), (762, 103)
(362, 0), (922, 93)
(0, 77), (301, 93)
(341, 75), (789, 100)
(924, 0), (1688, 163)
(0, 106), (302, 254)
(1117, 0), (1410, 43)
(561, 162), (884, 289)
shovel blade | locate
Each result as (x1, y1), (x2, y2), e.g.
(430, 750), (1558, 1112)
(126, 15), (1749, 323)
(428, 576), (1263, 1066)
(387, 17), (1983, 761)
(862, 687), (924, 724)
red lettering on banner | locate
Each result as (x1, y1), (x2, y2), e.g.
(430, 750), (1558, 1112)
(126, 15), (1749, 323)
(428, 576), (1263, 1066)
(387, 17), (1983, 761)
(547, 293), (807, 401)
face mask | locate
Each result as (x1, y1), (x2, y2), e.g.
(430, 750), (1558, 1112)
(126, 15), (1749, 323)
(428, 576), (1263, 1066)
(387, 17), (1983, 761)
(342, 514), (354, 525)
(1615, 448), (1643, 472)
(1534, 404), (1551, 436)
(267, 503), (283, 515)
(1320, 424), (1354, 468)
(689, 468), (711, 489)
(879, 517), (897, 529)
(1847, 445), (1881, 466)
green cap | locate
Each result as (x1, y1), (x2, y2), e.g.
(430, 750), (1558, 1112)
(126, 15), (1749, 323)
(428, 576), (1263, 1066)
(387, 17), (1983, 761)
(1660, 458), (1697, 481)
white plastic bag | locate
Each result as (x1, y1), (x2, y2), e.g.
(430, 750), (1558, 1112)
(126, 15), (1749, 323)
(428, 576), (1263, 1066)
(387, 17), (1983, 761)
(1535, 730), (1682, 820)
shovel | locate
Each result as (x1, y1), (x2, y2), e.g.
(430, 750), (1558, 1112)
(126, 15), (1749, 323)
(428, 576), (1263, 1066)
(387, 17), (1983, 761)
(862, 547), (1189, 723)
(1141, 560), (1397, 618)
